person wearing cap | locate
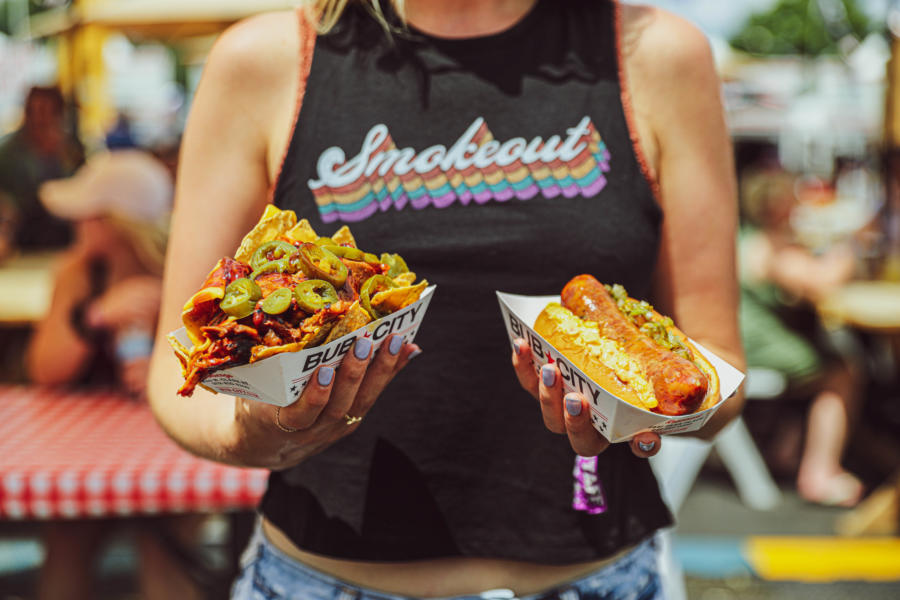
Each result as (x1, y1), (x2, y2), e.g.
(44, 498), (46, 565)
(26, 150), (203, 600)
(27, 149), (170, 392)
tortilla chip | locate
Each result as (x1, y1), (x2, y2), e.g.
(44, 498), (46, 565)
(284, 219), (318, 244)
(300, 321), (336, 349)
(182, 286), (225, 313)
(371, 281), (428, 314)
(166, 332), (190, 371)
(391, 272), (417, 287)
(324, 301), (372, 343)
(250, 341), (306, 362)
(234, 205), (297, 262)
(331, 226), (357, 248)
(182, 287), (226, 345)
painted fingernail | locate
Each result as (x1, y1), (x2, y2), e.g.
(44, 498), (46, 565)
(408, 349), (422, 360)
(541, 364), (556, 387)
(389, 336), (403, 356)
(638, 440), (656, 453)
(513, 339), (523, 355)
(565, 393), (582, 416)
(318, 366), (334, 386)
(354, 337), (372, 360)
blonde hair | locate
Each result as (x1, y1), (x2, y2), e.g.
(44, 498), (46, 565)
(305, 0), (406, 34)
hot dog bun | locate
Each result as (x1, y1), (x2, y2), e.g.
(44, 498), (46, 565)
(536, 303), (659, 410)
(535, 275), (720, 416)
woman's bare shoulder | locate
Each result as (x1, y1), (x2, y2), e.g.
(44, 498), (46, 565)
(199, 10), (308, 178)
(619, 4), (713, 73)
(618, 4), (722, 163)
(619, 3), (718, 114)
(205, 11), (303, 89)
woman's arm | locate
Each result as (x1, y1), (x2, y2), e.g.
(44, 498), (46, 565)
(624, 6), (746, 439)
(148, 12), (418, 468)
(148, 12), (300, 465)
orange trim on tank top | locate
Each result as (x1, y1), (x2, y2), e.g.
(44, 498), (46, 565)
(612, 0), (662, 206)
(268, 8), (318, 201)
(268, 5), (659, 206)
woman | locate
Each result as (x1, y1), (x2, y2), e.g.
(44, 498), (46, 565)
(148, 1), (745, 598)
(28, 150), (203, 600)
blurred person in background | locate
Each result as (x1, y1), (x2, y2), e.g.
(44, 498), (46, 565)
(105, 113), (138, 150)
(0, 86), (84, 257)
(739, 163), (865, 507)
(25, 150), (204, 600)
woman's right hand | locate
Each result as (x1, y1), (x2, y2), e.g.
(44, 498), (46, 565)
(227, 334), (420, 468)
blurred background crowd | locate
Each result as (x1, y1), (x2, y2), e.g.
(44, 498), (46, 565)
(0, 1), (899, 599)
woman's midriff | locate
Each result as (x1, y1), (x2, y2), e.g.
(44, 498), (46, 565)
(261, 517), (629, 597)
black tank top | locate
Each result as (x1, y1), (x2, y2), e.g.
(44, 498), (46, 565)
(264, 0), (673, 564)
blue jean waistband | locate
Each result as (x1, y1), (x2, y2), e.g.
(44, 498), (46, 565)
(234, 518), (660, 600)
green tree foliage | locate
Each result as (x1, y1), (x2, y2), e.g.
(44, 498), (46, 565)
(1, 0), (70, 36)
(730, 0), (872, 56)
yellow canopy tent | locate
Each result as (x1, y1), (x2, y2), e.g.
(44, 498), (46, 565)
(43, 0), (302, 38)
(32, 0), (299, 145)
(888, 33), (900, 148)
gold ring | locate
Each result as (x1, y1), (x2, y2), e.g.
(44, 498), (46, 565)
(344, 414), (363, 426)
(274, 406), (301, 433)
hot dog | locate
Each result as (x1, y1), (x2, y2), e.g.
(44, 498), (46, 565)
(534, 275), (720, 416)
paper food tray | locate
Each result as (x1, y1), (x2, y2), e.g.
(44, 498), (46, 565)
(169, 286), (436, 407)
(497, 291), (744, 443)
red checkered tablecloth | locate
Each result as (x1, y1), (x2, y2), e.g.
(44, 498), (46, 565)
(0, 386), (268, 520)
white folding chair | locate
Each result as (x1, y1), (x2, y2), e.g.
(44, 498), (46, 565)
(650, 368), (786, 600)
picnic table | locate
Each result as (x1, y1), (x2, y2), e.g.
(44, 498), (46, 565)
(0, 385), (268, 520)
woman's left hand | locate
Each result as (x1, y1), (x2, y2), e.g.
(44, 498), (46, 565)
(511, 338), (661, 458)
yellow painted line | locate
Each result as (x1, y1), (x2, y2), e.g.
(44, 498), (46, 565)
(745, 537), (900, 582)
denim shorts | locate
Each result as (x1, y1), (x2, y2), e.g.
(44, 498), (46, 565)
(230, 520), (662, 600)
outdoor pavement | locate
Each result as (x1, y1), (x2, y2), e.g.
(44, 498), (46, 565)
(675, 467), (900, 600)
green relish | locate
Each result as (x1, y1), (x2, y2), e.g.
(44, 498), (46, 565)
(604, 284), (693, 361)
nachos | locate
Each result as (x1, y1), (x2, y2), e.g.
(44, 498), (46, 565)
(169, 206), (427, 396)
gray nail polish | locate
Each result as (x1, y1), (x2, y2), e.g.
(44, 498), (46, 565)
(541, 364), (556, 387)
(389, 336), (403, 355)
(638, 440), (656, 453)
(354, 337), (372, 360)
(565, 394), (582, 416)
(318, 366), (334, 386)
(514, 340), (523, 355)
(408, 349), (422, 360)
